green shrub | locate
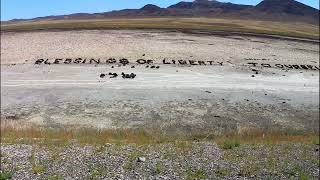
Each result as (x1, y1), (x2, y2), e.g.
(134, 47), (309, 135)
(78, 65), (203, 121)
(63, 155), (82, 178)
(214, 168), (231, 177)
(0, 171), (14, 180)
(222, 140), (240, 150)
(155, 162), (162, 174)
(312, 137), (319, 145)
(32, 165), (45, 174)
(186, 168), (207, 180)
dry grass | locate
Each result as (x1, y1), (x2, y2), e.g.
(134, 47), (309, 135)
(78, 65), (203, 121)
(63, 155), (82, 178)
(1, 120), (318, 146)
(213, 129), (319, 146)
(1, 17), (319, 40)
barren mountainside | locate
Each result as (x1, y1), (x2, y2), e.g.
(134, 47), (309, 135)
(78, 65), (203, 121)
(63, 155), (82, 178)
(7, 0), (320, 24)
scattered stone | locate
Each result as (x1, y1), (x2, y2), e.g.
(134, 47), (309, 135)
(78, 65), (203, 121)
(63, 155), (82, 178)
(0, 142), (318, 179)
(138, 157), (146, 162)
(109, 72), (118, 78)
(121, 72), (136, 79)
(100, 74), (106, 78)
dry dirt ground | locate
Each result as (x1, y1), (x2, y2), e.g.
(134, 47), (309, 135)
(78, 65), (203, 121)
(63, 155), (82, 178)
(1, 30), (319, 134)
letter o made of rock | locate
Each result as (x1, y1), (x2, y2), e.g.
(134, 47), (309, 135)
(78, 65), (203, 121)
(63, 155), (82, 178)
(136, 59), (146, 64)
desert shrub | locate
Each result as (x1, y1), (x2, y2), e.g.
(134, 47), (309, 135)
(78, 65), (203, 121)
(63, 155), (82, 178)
(222, 140), (240, 150)
(0, 171), (14, 180)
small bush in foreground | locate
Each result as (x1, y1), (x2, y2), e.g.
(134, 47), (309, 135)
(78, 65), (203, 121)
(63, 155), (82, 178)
(214, 167), (231, 177)
(0, 171), (14, 180)
(32, 165), (45, 174)
(186, 168), (207, 180)
(222, 140), (240, 150)
(312, 137), (319, 145)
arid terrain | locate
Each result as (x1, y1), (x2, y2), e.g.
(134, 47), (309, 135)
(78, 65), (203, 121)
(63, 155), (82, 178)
(1, 29), (319, 132)
(1, 22), (319, 179)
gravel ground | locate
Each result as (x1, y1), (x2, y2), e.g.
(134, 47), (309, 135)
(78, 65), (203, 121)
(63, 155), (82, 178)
(1, 142), (319, 180)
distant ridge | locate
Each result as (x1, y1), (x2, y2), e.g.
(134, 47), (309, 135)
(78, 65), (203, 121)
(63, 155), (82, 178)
(5, 0), (319, 24)
(141, 4), (162, 11)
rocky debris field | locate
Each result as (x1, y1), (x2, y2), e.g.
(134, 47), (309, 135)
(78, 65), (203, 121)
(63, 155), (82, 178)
(1, 142), (319, 180)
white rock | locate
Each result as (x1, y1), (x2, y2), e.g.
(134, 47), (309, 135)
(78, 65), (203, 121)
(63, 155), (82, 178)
(138, 157), (146, 162)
